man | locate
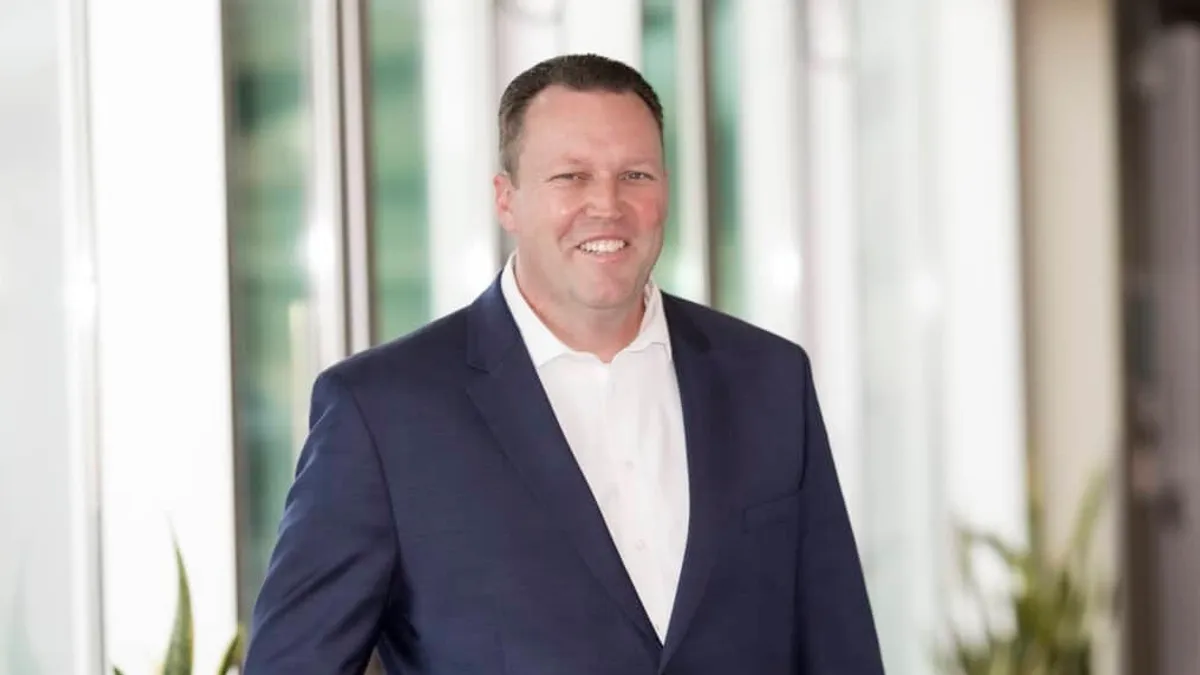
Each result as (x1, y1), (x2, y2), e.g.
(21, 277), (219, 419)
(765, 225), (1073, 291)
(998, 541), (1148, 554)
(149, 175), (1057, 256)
(244, 53), (883, 674)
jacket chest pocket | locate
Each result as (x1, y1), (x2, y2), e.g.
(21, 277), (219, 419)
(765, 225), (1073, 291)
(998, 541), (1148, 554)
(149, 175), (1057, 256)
(742, 490), (801, 532)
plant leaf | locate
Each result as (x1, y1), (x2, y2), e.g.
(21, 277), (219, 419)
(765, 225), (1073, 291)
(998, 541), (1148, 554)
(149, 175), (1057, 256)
(1067, 467), (1110, 572)
(163, 535), (194, 675)
(217, 625), (246, 674)
(113, 668), (125, 675)
(940, 463), (1110, 675)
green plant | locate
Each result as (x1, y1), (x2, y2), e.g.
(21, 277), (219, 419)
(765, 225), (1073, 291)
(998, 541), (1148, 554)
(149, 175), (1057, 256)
(941, 467), (1112, 675)
(112, 537), (245, 675)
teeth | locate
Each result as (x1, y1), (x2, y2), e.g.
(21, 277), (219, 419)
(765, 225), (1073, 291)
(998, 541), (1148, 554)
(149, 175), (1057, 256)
(578, 239), (626, 254)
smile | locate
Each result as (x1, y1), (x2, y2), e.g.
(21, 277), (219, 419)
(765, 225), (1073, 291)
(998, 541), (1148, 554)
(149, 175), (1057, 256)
(577, 239), (627, 255)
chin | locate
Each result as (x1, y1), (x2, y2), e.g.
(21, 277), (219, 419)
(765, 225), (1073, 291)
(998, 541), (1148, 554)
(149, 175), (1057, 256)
(569, 265), (648, 309)
(578, 288), (642, 312)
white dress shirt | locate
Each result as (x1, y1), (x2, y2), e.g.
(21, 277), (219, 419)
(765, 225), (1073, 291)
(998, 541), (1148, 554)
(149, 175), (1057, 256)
(500, 256), (690, 641)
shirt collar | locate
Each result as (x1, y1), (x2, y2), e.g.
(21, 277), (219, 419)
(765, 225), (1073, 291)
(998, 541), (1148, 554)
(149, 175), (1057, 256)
(499, 253), (672, 367)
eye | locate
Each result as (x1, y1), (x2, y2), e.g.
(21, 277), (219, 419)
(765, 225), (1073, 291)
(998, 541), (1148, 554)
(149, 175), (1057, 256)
(623, 171), (655, 181)
(550, 172), (586, 182)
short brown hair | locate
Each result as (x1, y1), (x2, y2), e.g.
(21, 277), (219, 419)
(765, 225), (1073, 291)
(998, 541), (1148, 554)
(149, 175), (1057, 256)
(497, 53), (664, 177)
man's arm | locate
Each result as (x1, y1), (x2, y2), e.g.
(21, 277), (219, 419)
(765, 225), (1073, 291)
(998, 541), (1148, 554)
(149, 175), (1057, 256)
(243, 370), (398, 674)
(795, 354), (885, 674)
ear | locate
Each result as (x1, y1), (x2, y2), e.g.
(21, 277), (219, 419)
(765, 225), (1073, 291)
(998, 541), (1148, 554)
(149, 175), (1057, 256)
(494, 172), (517, 234)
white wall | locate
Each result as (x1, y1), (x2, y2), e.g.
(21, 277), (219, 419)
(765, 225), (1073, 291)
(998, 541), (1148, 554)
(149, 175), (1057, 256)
(0, 1), (103, 673)
(933, 0), (1028, 641)
(1015, 0), (1123, 672)
(86, 1), (239, 672)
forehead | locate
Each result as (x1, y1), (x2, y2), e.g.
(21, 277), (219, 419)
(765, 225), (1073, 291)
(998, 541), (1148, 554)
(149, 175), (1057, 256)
(517, 86), (662, 159)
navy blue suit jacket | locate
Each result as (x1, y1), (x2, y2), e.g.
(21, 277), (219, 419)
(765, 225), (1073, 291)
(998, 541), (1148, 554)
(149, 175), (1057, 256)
(244, 277), (883, 674)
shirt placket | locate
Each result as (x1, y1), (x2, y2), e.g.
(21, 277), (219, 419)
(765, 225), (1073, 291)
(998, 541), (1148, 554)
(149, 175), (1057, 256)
(612, 352), (670, 638)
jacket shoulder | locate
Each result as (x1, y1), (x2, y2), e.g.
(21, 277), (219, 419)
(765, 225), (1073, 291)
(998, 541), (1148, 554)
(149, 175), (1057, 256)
(319, 306), (471, 392)
(664, 293), (812, 367)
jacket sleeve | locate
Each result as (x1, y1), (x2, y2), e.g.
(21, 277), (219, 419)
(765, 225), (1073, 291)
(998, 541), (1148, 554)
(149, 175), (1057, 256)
(243, 370), (399, 674)
(795, 354), (886, 674)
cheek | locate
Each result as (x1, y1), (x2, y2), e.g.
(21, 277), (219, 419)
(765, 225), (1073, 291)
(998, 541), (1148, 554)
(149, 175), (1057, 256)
(544, 193), (585, 239)
(552, 198), (579, 223)
(513, 193), (573, 237)
(629, 192), (668, 234)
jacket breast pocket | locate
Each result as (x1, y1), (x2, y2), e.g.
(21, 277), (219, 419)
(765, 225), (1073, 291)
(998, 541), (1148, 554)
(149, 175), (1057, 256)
(742, 490), (801, 532)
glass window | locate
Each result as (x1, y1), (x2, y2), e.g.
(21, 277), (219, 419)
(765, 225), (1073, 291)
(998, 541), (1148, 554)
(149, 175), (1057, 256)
(224, 0), (314, 619)
(369, 0), (430, 344)
(226, 0), (433, 623)
(641, 0), (684, 296)
(706, 0), (742, 315)
(227, 0), (431, 631)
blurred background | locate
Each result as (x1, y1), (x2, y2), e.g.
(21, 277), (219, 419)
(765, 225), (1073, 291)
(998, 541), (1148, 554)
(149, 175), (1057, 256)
(2, 0), (1199, 673)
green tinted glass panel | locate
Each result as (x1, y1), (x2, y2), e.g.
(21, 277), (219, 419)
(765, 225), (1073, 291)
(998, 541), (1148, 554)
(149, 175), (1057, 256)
(370, 0), (430, 344)
(641, 0), (683, 296)
(225, 0), (312, 619)
(707, 0), (741, 315)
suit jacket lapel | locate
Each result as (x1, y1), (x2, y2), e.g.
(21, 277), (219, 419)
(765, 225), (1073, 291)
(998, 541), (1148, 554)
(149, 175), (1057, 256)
(464, 279), (659, 645)
(660, 295), (736, 669)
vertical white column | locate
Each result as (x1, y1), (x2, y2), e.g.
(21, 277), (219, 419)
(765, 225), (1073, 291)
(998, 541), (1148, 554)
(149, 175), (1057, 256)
(421, 0), (500, 317)
(934, 0), (1027, 562)
(854, 0), (1025, 668)
(495, 0), (562, 93)
(60, 0), (105, 671)
(672, 0), (711, 305)
(308, 0), (375, 358)
(736, 0), (807, 342)
(86, 1), (238, 673)
(805, 0), (863, 533)
(562, 0), (642, 68)
(497, 0), (644, 91)
(933, 0), (1027, 653)
(309, 0), (350, 363)
(854, 1), (938, 669)
(0, 1), (104, 673)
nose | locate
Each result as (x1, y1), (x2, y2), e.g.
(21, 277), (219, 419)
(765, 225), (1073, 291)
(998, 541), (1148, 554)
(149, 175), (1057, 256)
(584, 175), (621, 219)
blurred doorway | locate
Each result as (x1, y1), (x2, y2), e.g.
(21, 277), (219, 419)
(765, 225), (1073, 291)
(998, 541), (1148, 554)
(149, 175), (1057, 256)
(1118, 5), (1200, 674)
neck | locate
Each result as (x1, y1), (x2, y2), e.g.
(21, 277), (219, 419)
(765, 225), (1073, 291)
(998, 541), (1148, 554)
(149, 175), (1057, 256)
(513, 267), (644, 363)
(544, 303), (644, 363)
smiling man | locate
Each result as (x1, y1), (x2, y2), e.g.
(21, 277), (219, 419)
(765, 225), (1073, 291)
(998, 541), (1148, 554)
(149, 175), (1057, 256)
(493, 71), (667, 363)
(244, 54), (884, 675)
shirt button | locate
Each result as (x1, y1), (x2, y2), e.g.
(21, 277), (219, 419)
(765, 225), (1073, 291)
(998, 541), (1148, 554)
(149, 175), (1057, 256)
(624, 460), (635, 471)
(635, 540), (647, 551)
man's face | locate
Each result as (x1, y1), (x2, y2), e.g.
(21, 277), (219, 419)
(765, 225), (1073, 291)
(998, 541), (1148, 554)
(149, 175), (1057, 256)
(494, 86), (667, 318)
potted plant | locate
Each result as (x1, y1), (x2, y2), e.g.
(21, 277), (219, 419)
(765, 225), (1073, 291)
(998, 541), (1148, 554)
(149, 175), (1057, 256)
(941, 467), (1112, 675)
(112, 537), (244, 675)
